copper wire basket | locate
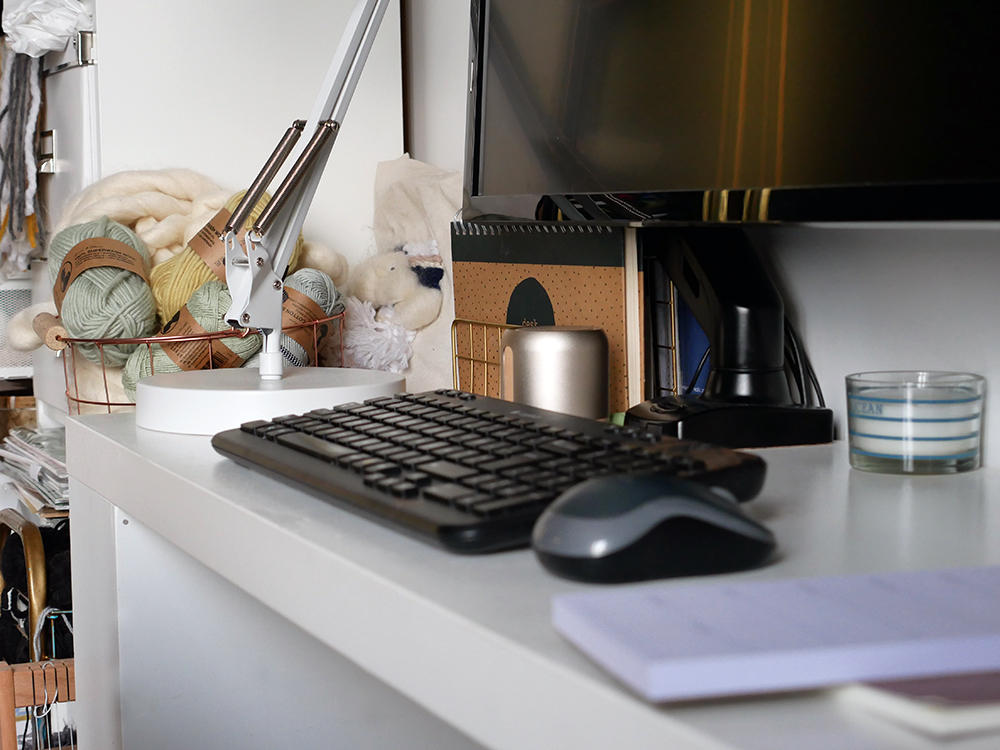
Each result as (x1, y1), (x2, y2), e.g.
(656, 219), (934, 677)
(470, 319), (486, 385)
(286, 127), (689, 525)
(38, 312), (345, 415)
(451, 318), (520, 399)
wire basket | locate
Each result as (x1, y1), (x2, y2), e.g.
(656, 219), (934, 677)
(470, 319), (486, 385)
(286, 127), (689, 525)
(451, 318), (520, 399)
(46, 313), (345, 415)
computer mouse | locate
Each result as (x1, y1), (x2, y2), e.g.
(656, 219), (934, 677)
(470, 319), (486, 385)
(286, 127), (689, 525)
(531, 474), (776, 583)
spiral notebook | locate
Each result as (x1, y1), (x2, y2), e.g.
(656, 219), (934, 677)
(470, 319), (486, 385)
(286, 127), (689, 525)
(552, 566), (1000, 703)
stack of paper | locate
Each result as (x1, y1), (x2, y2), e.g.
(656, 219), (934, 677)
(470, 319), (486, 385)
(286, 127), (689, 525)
(552, 566), (1000, 703)
(0, 427), (68, 515)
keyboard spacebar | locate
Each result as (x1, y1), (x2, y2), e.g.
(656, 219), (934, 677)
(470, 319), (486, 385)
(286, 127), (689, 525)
(276, 432), (357, 461)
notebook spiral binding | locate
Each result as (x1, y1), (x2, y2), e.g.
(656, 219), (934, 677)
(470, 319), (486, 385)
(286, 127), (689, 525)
(451, 221), (614, 236)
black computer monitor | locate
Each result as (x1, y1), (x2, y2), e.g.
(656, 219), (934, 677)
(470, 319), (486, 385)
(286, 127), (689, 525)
(464, 0), (1000, 223)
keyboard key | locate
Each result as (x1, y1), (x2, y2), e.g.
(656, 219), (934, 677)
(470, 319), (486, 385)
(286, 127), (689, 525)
(334, 453), (370, 468)
(375, 477), (406, 492)
(472, 495), (550, 517)
(402, 471), (432, 486)
(433, 412), (468, 425)
(473, 478), (516, 494)
(456, 452), (497, 468)
(464, 436), (500, 449)
(363, 473), (387, 486)
(491, 444), (528, 458)
(418, 424), (454, 437)
(461, 474), (505, 490)
(479, 452), (546, 473)
(275, 432), (359, 461)
(435, 429), (470, 442)
(539, 457), (575, 471)
(452, 493), (493, 512)
(341, 436), (383, 450)
(447, 449), (483, 463)
(241, 419), (272, 435)
(420, 441), (452, 454)
(357, 423), (397, 436)
(349, 457), (385, 472)
(500, 466), (541, 480)
(395, 452), (436, 469)
(390, 481), (419, 498)
(518, 470), (560, 485)
(272, 414), (311, 425)
(304, 408), (335, 418)
(370, 446), (411, 460)
(491, 428), (522, 440)
(539, 438), (590, 456)
(494, 483), (535, 498)
(376, 429), (411, 442)
(424, 483), (476, 504)
(382, 413), (416, 426)
(362, 462), (401, 476)
(420, 460), (479, 481)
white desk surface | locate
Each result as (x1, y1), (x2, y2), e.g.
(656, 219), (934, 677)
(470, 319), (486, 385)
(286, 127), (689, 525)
(67, 414), (1000, 750)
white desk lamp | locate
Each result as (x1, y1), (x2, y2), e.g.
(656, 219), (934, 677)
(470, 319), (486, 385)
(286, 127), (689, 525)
(135, 0), (404, 435)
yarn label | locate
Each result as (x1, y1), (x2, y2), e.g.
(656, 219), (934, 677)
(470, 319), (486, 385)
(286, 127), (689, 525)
(53, 238), (150, 313)
(282, 286), (331, 365)
(190, 208), (246, 282)
(158, 306), (246, 370)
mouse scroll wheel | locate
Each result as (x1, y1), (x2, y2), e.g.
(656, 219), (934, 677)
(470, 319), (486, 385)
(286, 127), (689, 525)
(708, 487), (739, 505)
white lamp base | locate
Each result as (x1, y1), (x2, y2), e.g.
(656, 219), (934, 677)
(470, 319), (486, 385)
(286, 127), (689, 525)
(135, 367), (405, 435)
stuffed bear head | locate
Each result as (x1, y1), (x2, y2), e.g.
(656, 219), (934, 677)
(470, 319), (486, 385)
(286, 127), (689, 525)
(350, 251), (418, 307)
(348, 249), (443, 331)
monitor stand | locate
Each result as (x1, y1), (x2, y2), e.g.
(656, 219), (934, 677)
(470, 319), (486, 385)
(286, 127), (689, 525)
(625, 227), (833, 449)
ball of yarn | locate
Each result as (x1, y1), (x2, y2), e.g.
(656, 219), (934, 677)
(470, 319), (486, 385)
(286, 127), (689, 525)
(149, 190), (307, 326)
(47, 216), (158, 366)
(122, 280), (262, 400)
(242, 268), (343, 369)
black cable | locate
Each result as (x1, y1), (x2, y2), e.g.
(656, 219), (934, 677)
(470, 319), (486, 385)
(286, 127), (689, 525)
(784, 319), (808, 405)
(803, 348), (826, 407)
(783, 318), (826, 407)
(684, 345), (711, 395)
(784, 341), (804, 404)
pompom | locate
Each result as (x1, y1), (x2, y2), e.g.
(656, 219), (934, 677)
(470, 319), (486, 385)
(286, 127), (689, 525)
(342, 296), (414, 373)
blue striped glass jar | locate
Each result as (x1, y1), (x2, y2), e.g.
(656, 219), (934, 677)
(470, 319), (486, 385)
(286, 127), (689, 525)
(846, 371), (985, 474)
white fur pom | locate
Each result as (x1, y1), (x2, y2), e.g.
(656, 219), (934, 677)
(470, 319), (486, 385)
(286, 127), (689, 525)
(342, 297), (414, 373)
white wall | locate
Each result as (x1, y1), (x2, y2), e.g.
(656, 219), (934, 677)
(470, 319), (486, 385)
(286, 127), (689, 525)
(750, 224), (1000, 465)
(404, 0), (469, 175)
(94, 0), (404, 266)
(404, 1), (1000, 466)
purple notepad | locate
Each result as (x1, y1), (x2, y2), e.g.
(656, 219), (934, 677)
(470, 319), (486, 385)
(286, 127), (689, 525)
(552, 566), (1000, 702)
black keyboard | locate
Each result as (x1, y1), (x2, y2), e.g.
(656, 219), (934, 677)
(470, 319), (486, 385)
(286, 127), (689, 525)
(211, 390), (767, 554)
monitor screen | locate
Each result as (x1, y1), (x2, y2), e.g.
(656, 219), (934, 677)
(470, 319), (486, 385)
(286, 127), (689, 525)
(467, 0), (1000, 221)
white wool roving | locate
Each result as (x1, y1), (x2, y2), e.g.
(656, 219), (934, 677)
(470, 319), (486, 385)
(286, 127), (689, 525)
(53, 169), (229, 267)
(5, 301), (56, 351)
(64, 357), (131, 414)
(342, 296), (414, 373)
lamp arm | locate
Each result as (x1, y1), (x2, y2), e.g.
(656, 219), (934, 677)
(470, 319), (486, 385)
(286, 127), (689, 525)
(223, 0), (392, 379)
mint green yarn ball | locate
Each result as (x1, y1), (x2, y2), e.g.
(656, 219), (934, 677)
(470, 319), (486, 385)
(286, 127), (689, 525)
(122, 279), (262, 401)
(241, 267), (343, 369)
(48, 216), (158, 366)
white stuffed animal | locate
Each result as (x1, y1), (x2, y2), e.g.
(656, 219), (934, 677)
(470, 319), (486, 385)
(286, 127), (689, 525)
(348, 244), (444, 331)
